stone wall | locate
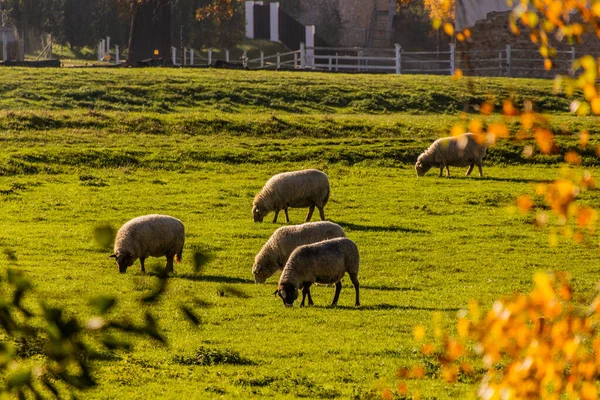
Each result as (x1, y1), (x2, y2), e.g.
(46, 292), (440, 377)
(292, 0), (375, 47)
(457, 11), (600, 77)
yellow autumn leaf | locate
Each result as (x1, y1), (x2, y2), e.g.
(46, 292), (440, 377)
(414, 325), (426, 341)
(443, 23), (454, 36)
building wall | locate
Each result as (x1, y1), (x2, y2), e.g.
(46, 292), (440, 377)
(457, 11), (600, 77)
(293, 0), (375, 47)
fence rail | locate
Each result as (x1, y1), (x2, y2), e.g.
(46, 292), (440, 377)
(138, 43), (583, 77)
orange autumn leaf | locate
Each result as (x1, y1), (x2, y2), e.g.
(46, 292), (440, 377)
(565, 151), (582, 165)
(517, 195), (534, 213)
(534, 128), (554, 154)
(580, 130), (590, 148)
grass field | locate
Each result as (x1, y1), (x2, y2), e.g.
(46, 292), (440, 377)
(1, 68), (600, 398)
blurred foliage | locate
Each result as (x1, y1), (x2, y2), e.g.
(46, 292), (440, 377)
(0, 263), (204, 397)
(397, 272), (600, 399)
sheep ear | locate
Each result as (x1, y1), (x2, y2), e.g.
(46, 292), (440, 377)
(109, 254), (116, 258)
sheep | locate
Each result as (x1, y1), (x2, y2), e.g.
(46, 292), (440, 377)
(415, 132), (487, 177)
(252, 169), (330, 223)
(275, 237), (360, 307)
(110, 214), (185, 274)
(253, 221), (346, 283)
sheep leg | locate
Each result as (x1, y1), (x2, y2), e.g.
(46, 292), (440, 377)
(349, 273), (360, 307)
(301, 283), (313, 307)
(445, 166), (450, 177)
(305, 206), (315, 222)
(284, 208), (290, 223)
(318, 206), (325, 221)
(466, 163), (475, 176)
(140, 257), (146, 273)
(165, 256), (174, 273)
(331, 281), (342, 306)
(439, 166), (444, 177)
(477, 163), (483, 177)
(273, 210), (280, 223)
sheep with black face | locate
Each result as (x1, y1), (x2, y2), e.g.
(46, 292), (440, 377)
(276, 237), (360, 308)
(253, 221), (346, 283)
(110, 214), (184, 274)
(252, 169), (330, 223)
(415, 132), (487, 177)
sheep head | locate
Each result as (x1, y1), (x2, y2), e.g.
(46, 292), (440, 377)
(277, 283), (298, 307)
(110, 251), (134, 274)
(415, 155), (432, 177)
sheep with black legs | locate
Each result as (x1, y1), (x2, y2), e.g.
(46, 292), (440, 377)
(276, 237), (360, 308)
(110, 214), (185, 274)
(252, 169), (330, 223)
(253, 221), (346, 283)
(415, 132), (487, 177)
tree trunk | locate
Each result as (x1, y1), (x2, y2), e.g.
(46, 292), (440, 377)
(126, 0), (171, 65)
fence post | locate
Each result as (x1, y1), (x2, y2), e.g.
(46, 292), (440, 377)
(225, 49), (230, 63)
(183, 47), (187, 66)
(245, 1), (255, 39)
(358, 50), (363, 72)
(449, 43), (455, 75)
(171, 46), (177, 65)
(305, 25), (315, 67)
(277, 52), (281, 69)
(270, 2), (279, 42)
(506, 44), (511, 77)
(115, 45), (119, 65)
(395, 44), (401, 74)
(300, 42), (306, 69)
(294, 51), (298, 68)
(336, 52), (339, 71)
(260, 50), (264, 67)
(328, 56), (332, 71)
(208, 48), (212, 65)
(242, 51), (248, 68)
(49, 34), (52, 59)
(106, 36), (110, 56)
(190, 49), (194, 65)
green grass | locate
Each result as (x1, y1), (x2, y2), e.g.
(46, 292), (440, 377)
(1, 68), (600, 398)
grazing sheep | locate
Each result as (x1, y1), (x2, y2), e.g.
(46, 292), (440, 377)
(253, 221), (346, 283)
(276, 237), (360, 307)
(252, 169), (330, 223)
(110, 214), (185, 274)
(415, 132), (487, 177)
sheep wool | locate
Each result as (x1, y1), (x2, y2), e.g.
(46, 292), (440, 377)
(253, 221), (346, 283)
(415, 132), (487, 177)
(277, 237), (360, 307)
(111, 214), (185, 274)
(252, 169), (330, 223)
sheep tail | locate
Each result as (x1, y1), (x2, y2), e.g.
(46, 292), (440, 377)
(323, 186), (330, 206)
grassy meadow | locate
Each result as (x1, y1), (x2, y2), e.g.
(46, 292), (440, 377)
(1, 68), (600, 398)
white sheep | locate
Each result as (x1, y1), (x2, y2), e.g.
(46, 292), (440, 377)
(253, 221), (346, 283)
(252, 169), (330, 223)
(276, 237), (360, 307)
(110, 214), (185, 274)
(415, 132), (487, 177)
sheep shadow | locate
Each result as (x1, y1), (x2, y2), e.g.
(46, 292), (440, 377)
(332, 304), (460, 312)
(475, 176), (551, 184)
(361, 285), (422, 292)
(336, 221), (429, 234)
(171, 273), (255, 284)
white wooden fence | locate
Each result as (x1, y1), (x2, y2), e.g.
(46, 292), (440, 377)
(100, 42), (584, 77)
